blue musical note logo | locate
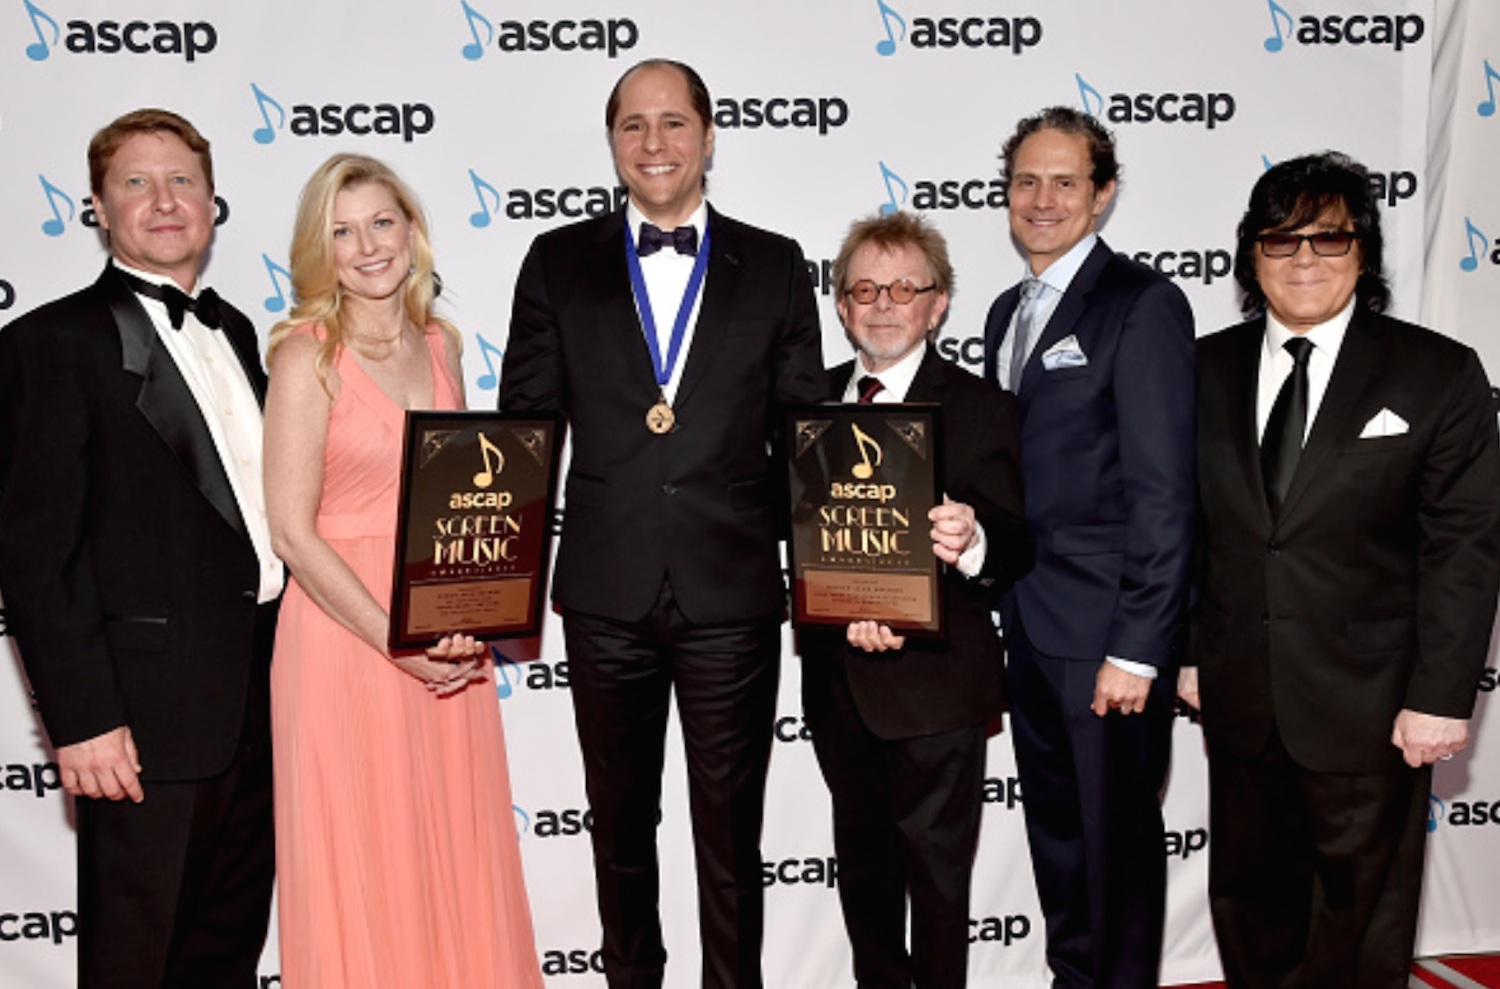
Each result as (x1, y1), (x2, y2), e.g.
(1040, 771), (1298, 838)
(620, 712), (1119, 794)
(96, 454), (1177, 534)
(1261, 153), (1276, 171)
(877, 161), (908, 216)
(22, 0), (60, 61)
(459, 0), (494, 61)
(1427, 795), (1446, 833)
(513, 805), (532, 836)
(249, 83), (286, 145)
(1479, 59), (1499, 117)
(1459, 217), (1490, 273)
(474, 332), (504, 391)
(1263, 0), (1294, 53)
(873, 0), (906, 56)
(468, 168), (503, 228)
(261, 253), (293, 312)
(1075, 73), (1104, 118)
(37, 175), (74, 237)
(489, 644), (517, 699)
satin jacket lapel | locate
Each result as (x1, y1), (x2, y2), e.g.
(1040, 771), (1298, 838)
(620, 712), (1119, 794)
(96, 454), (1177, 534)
(594, 210), (663, 404)
(98, 266), (250, 544)
(1277, 309), (1385, 521)
(829, 360), (854, 401)
(674, 206), (739, 409)
(220, 311), (267, 408)
(1222, 320), (1274, 527)
(1017, 240), (1111, 394)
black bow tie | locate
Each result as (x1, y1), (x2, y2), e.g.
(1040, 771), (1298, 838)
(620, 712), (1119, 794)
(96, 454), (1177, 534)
(117, 269), (222, 330)
(637, 222), (699, 257)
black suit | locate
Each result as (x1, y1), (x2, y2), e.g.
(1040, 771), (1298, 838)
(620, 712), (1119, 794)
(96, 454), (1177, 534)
(500, 206), (826, 988)
(800, 346), (1031, 989)
(1191, 310), (1500, 988)
(0, 265), (277, 988)
(982, 241), (1196, 989)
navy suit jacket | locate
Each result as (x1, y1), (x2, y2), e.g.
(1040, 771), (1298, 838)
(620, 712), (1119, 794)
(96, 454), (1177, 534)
(500, 206), (827, 624)
(982, 240), (1196, 668)
(1191, 310), (1500, 773)
(0, 265), (272, 781)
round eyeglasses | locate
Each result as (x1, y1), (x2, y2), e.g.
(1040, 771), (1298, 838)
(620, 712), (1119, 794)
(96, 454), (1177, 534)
(1256, 231), (1358, 258)
(844, 279), (938, 305)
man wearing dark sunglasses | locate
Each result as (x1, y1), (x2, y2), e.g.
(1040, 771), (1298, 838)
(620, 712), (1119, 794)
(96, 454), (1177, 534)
(1182, 151), (1500, 988)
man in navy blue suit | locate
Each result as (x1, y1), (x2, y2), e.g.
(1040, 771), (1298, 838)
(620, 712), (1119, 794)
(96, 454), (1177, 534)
(982, 107), (1196, 989)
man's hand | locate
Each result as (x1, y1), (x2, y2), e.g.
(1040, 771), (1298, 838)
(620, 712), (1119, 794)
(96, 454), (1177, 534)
(1392, 710), (1469, 768)
(929, 497), (977, 566)
(1177, 667), (1200, 711)
(1092, 662), (1152, 717)
(58, 726), (143, 802)
(847, 620), (906, 653)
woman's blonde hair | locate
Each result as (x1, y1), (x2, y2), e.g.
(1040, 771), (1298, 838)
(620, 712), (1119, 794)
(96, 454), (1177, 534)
(268, 154), (454, 379)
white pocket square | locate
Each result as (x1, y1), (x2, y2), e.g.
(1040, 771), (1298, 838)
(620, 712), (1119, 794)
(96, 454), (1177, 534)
(1041, 335), (1088, 370)
(1359, 408), (1409, 439)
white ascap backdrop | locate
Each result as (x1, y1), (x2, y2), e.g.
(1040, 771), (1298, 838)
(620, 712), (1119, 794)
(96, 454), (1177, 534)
(2, 1), (1498, 985)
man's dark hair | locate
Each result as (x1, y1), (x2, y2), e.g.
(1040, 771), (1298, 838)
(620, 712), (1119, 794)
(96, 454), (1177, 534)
(1233, 151), (1390, 317)
(605, 58), (712, 130)
(1000, 106), (1119, 189)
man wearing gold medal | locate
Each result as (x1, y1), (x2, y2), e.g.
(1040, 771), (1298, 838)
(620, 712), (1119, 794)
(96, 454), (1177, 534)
(500, 58), (826, 989)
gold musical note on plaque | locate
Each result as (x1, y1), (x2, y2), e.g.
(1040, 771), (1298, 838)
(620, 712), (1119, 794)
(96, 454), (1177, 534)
(851, 423), (883, 480)
(473, 432), (504, 488)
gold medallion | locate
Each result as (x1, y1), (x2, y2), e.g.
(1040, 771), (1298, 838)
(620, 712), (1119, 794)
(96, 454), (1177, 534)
(646, 400), (675, 435)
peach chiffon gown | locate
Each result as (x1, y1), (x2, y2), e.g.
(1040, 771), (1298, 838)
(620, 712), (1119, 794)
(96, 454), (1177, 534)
(271, 326), (542, 988)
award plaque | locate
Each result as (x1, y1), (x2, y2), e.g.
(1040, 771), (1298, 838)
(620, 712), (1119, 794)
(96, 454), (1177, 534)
(784, 403), (946, 638)
(389, 411), (564, 650)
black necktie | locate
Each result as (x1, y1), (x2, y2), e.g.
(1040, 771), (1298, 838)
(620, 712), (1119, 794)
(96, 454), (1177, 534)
(117, 269), (222, 330)
(1262, 336), (1313, 514)
(637, 223), (699, 257)
(856, 375), (884, 404)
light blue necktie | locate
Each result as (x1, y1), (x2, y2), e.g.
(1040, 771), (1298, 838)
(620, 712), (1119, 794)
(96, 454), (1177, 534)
(1009, 277), (1044, 392)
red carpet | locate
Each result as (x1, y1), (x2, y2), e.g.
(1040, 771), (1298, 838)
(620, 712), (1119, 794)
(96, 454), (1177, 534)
(1169, 953), (1500, 988)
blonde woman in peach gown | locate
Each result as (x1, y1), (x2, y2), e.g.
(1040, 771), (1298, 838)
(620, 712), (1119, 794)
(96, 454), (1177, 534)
(263, 154), (542, 988)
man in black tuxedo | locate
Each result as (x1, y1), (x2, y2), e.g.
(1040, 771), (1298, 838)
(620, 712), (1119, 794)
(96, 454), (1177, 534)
(800, 211), (1032, 988)
(499, 59), (825, 988)
(981, 107), (1196, 989)
(1179, 151), (1500, 989)
(0, 109), (281, 989)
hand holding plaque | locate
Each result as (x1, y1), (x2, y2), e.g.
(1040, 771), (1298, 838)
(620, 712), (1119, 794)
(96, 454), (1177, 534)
(389, 411), (563, 651)
(785, 403), (946, 638)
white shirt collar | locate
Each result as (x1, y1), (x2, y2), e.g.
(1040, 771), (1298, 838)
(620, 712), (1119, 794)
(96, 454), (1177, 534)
(112, 257), (202, 297)
(1026, 232), (1098, 296)
(626, 199), (709, 243)
(846, 341), (926, 402)
(1264, 295), (1356, 362)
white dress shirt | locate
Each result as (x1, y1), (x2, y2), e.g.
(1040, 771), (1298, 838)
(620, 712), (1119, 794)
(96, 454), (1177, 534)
(625, 199), (709, 404)
(1256, 296), (1356, 442)
(115, 260), (284, 602)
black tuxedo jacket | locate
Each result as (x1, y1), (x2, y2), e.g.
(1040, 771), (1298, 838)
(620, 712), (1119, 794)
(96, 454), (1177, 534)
(799, 346), (1032, 739)
(1191, 310), (1500, 774)
(982, 240), (1197, 668)
(500, 206), (827, 624)
(0, 265), (272, 781)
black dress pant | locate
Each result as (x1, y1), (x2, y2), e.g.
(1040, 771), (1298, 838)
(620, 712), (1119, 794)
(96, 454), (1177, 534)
(564, 580), (780, 989)
(77, 608), (276, 989)
(802, 648), (986, 989)
(1207, 726), (1430, 989)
